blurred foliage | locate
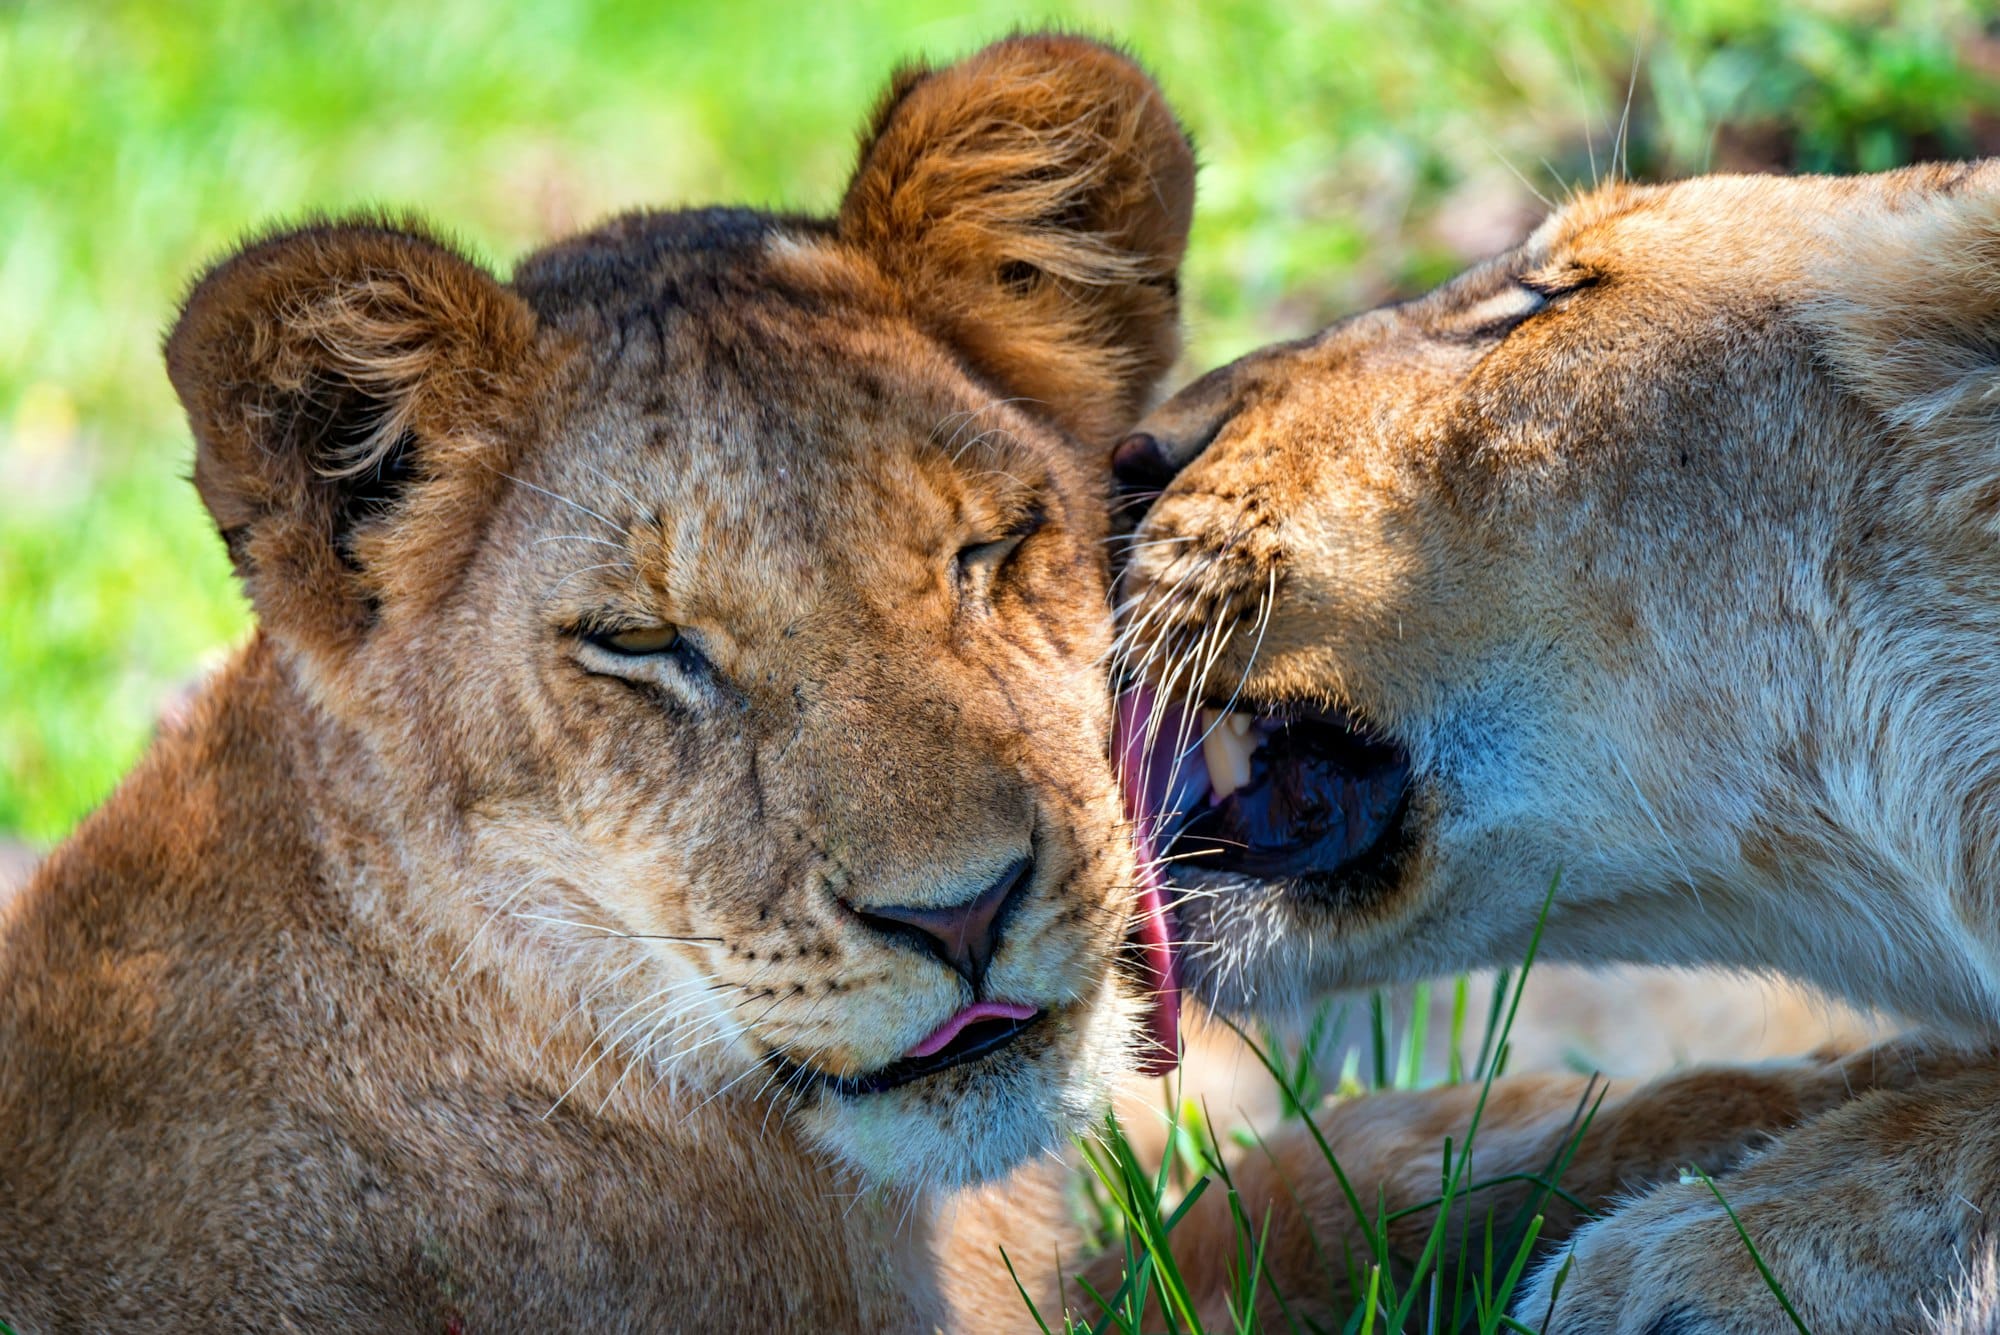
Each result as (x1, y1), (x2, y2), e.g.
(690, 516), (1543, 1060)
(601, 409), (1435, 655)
(2, 0), (1997, 840)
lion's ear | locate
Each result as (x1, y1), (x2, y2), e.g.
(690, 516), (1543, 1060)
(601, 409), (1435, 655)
(839, 34), (1195, 445)
(167, 219), (539, 654)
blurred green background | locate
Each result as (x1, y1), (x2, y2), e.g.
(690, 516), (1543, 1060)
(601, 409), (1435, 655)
(3, 0), (1997, 846)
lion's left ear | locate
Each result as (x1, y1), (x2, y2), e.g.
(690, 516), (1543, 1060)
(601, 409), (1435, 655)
(839, 33), (1196, 444)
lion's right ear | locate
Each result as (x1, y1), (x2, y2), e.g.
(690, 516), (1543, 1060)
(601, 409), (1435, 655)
(167, 220), (538, 655)
(839, 34), (1195, 446)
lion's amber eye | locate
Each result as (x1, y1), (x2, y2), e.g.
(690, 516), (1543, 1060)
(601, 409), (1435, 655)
(591, 625), (681, 656)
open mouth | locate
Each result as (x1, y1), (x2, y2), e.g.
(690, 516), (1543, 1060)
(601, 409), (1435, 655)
(803, 1002), (1048, 1097)
(1116, 684), (1414, 892)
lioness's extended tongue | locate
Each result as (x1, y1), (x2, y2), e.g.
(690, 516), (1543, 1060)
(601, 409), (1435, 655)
(1116, 686), (1184, 1076)
(1129, 826), (1181, 1076)
(1115, 686), (1208, 837)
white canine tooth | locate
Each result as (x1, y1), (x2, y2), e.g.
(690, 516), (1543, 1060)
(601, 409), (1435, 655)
(1202, 711), (1257, 801)
(1227, 712), (1254, 738)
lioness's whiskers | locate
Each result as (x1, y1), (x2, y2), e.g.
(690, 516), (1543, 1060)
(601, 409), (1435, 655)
(545, 979), (696, 1118)
(952, 427), (1024, 466)
(533, 953), (649, 1070)
(930, 395), (1032, 462)
(1102, 532), (1198, 551)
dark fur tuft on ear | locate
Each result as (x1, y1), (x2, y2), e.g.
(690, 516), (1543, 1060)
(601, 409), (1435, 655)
(839, 33), (1196, 444)
(166, 217), (537, 652)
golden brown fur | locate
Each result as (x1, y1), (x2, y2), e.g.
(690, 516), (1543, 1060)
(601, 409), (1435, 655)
(1119, 162), (2000, 1330)
(0, 34), (1195, 1331)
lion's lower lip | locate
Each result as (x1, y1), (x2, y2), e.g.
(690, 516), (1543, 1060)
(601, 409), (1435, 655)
(785, 1009), (1046, 1098)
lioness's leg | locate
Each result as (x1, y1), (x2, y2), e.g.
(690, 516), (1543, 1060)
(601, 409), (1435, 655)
(1150, 1040), (1973, 1328)
(1516, 1057), (2000, 1334)
(972, 1042), (1971, 1329)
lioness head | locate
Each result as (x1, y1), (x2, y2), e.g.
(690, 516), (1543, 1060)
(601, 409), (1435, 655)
(1118, 162), (2000, 1030)
(166, 35), (1192, 1189)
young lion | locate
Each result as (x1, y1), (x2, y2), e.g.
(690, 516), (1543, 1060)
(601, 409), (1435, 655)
(0, 36), (1193, 1331)
(1115, 162), (2000, 1330)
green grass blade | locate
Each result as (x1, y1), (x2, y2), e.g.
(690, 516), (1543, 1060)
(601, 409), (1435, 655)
(1690, 1165), (1811, 1334)
(1002, 1246), (1058, 1335)
(1386, 876), (1561, 1330)
(1369, 991), (1390, 1089)
(1448, 975), (1470, 1086)
(1530, 1251), (1576, 1333)
(1476, 1213), (1544, 1335)
(1399, 980), (1430, 1089)
(1474, 968), (1511, 1081)
(1220, 1016), (1395, 1284)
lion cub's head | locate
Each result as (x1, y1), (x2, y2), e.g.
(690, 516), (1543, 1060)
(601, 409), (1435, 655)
(1117, 162), (2000, 1031)
(165, 36), (1192, 1188)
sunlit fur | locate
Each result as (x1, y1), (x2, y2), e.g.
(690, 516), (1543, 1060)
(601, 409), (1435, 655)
(0, 35), (1193, 1329)
(1119, 162), (2000, 1330)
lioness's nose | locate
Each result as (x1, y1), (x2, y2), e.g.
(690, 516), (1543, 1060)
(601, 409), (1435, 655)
(848, 857), (1032, 988)
(1110, 359), (1247, 515)
(1111, 431), (1180, 500)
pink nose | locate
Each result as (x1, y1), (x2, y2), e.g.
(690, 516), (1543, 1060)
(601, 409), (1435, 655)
(847, 857), (1031, 987)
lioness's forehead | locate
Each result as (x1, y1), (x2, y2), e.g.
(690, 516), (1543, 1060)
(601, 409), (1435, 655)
(1530, 161), (2000, 277)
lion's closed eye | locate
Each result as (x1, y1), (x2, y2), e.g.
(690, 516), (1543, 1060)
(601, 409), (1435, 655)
(956, 501), (1046, 601)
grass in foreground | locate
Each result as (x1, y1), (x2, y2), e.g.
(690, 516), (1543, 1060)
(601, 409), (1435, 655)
(1022, 881), (1807, 1333)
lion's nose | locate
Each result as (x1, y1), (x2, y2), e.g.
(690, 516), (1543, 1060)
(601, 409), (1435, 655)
(847, 857), (1032, 988)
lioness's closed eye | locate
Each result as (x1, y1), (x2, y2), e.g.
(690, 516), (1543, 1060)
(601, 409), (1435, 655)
(0, 34), (1192, 1332)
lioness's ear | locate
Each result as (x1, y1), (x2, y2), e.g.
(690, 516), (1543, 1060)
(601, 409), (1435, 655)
(839, 33), (1196, 444)
(167, 219), (538, 654)
(1811, 169), (2000, 481)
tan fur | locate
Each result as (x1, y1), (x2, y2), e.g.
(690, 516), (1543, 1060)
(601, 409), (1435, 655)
(0, 35), (1194, 1331)
(1120, 162), (2000, 1330)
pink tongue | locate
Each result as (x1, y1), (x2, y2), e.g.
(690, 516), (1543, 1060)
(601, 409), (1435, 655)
(1115, 686), (1184, 1078)
(906, 1000), (1039, 1059)
(1128, 837), (1182, 1076)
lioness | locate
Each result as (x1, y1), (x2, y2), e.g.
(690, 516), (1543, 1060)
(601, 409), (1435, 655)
(0, 35), (1192, 1331)
(1116, 163), (2000, 1330)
